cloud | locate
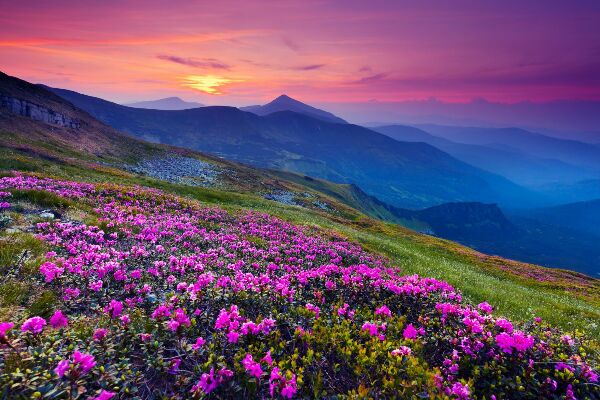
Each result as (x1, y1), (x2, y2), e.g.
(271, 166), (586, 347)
(157, 55), (230, 70)
(292, 64), (326, 71)
(282, 37), (301, 52)
(358, 66), (373, 73)
(350, 73), (388, 84)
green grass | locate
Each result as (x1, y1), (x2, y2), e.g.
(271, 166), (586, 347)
(1, 145), (599, 339)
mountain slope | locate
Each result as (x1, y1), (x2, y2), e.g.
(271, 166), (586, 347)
(1, 70), (599, 340)
(374, 124), (597, 186)
(512, 199), (600, 238)
(124, 96), (204, 110)
(1, 72), (372, 215)
(47, 85), (536, 209)
(531, 179), (600, 204)
(240, 94), (347, 124)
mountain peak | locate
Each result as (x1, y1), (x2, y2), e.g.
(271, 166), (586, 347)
(270, 94), (301, 105)
(241, 94), (347, 124)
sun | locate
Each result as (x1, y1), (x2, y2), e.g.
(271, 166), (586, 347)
(181, 75), (240, 95)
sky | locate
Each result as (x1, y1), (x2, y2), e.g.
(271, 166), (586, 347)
(1, 0), (600, 107)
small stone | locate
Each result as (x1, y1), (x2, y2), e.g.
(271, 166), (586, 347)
(39, 211), (55, 219)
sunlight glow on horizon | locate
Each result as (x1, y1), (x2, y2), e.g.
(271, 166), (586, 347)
(182, 75), (241, 95)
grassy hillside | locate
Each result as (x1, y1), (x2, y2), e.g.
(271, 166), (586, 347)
(1, 142), (599, 339)
(2, 70), (599, 337)
(1, 109), (599, 399)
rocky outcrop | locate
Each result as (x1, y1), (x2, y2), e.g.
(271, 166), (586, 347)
(0, 94), (81, 129)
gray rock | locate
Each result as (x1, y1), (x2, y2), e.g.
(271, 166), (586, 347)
(263, 191), (300, 206)
(119, 155), (221, 187)
(0, 94), (81, 128)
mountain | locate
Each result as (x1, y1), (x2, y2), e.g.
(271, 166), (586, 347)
(405, 201), (600, 277)
(124, 96), (204, 110)
(531, 179), (600, 204)
(374, 125), (598, 187)
(2, 70), (599, 338)
(0, 71), (155, 159)
(46, 86), (538, 209)
(512, 199), (600, 238)
(322, 98), (600, 141)
(416, 124), (600, 173)
(241, 94), (347, 124)
(415, 202), (517, 241)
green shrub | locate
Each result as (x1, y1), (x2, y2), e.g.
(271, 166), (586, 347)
(28, 291), (58, 318)
(9, 189), (72, 209)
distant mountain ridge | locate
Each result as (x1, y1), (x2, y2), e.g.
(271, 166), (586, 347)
(513, 199), (600, 238)
(373, 124), (598, 187)
(416, 124), (600, 173)
(241, 94), (347, 124)
(124, 96), (204, 110)
(47, 85), (537, 209)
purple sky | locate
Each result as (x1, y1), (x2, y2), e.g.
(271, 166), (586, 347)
(1, 0), (599, 106)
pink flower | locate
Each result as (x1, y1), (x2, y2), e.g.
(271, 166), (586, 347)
(305, 303), (320, 319)
(39, 261), (64, 282)
(93, 328), (108, 341)
(495, 332), (514, 354)
(21, 316), (46, 334)
(192, 337), (206, 350)
(167, 320), (180, 331)
(403, 323), (417, 340)
(375, 305), (392, 318)
(191, 367), (227, 394)
(226, 330), (240, 343)
(120, 314), (130, 325)
(0, 322), (14, 339)
(242, 353), (263, 379)
(55, 359), (70, 378)
(495, 319), (513, 333)
(105, 300), (123, 318)
(140, 333), (153, 341)
(451, 382), (470, 399)
(262, 350), (273, 366)
(495, 331), (534, 354)
(362, 322), (379, 336)
(72, 351), (96, 374)
(391, 346), (412, 357)
(89, 280), (103, 292)
(477, 302), (493, 314)
(90, 390), (116, 400)
(511, 331), (535, 352)
(270, 367), (298, 398)
(50, 310), (68, 329)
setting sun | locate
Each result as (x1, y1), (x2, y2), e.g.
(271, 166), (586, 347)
(182, 75), (239, 95)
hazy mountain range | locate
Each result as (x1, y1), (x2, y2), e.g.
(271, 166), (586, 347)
(46, 85), (535, 209)
(1, 71), (598, 275)
(323, 98), (600, 143)
(373, 125), (600, 189)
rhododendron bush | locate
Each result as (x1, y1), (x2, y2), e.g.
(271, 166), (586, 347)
(0, 176), (598, 399)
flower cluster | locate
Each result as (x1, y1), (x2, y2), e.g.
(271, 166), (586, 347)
(0, 175), (597, 399)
